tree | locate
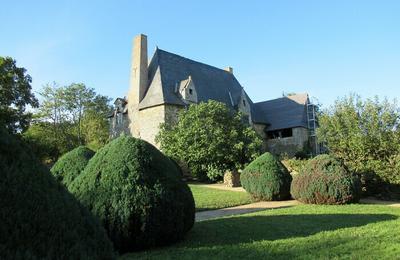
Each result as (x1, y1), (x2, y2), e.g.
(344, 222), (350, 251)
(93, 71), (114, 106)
(24, 83), (111, 163)
(0, 57), (38, 133)
(317, 94), (400, 196)
(156, 100), (262, 182)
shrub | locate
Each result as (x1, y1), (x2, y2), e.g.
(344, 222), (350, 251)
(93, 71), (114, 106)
(240, 152), (292, 201)
(69, 136), (195, 253)
(207, 164), (226, 182)
(51, 146), (95, 188)
(0, 128), (115, 259)
(291, 154), (361, 204)
(282, 158), (309, 174)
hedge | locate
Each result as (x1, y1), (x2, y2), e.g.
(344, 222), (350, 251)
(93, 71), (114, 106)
(291, 154), (361, 204)
(51, 146), (95, 188)
(0, 128), (115, 259)
(241, 152), (292, 201)
(69, 136), (195, 253)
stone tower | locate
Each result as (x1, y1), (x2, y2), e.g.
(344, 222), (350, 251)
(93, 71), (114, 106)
(127, 34), (148, 137)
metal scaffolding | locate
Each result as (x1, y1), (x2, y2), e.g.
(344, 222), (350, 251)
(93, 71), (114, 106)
(307, 100), (320, 155)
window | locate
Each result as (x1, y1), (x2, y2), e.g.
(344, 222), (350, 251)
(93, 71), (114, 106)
(242, 99), (246, 106)
(267, 128), (293, 139)
(189, 89), (193, 95)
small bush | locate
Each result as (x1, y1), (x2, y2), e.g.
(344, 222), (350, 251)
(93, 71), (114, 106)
(291, 154), (361, 204)
(207, 164), (226, 182)
(69, 136), (195, 253)
(240, 152), (292, 201)
(0, 128), (115, 259)
(51, 146), (95, 188)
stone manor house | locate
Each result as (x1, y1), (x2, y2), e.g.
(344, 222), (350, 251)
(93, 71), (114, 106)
(109, 34), (319, 156)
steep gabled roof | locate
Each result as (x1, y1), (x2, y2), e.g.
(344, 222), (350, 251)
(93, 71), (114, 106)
(139, 49), (246, 110)
(254, 93), (309, 131)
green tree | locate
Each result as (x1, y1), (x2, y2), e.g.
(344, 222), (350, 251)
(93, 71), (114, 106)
(156, 100), (262, 182)
(80, 93), (111, 150)
(0, 57), (38, 133)
(23, 121), (62, 163)
(317, 94), (400, 195)
(24, 83), (111, 163)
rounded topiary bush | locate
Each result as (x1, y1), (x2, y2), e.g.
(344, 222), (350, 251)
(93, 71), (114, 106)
(291, 154), (361, 204)
(0, 128), (114, 259)
(240, 152), (292, 201)
(69, 136), (195, 253)
(51, 146), (95, 188)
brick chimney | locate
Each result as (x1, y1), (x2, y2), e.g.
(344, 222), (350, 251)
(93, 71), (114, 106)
(129, 34), (148, 105)
(224, 66), (233, 74)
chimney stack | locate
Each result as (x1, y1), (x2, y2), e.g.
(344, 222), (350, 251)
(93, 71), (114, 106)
(129, 34), (148, 105)
(224, 66), (233, 74)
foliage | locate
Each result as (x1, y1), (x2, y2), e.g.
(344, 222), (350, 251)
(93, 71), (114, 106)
(0, 127), (114, 259)
(206, 164), (226, 182)
(291, 154), (361, 204)
(24, 83), (111, 163)
(81, 109), (110, 150)
(22, 121), (61, 163)
(317, 94), (400, 196)
(156, 101), (262, 182)
(0, 57), (38, 133)
(51, 146), (95, 188)
(240, 152), (292, 201)
(69, 136), (195, 253)
(188, 184), (252, 211)
(124, 204), (400, 259)
(282, 158), (309, 174)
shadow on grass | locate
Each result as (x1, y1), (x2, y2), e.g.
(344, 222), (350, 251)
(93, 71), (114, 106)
(195, 205), (295, 220)
(187, 213), (397, 247)
(122, 213), (398, 259)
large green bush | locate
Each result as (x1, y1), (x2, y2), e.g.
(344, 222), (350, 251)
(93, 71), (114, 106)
(0, 128), (115, 259)
(156, 100), (262, 182)
(240, 152), (292, 201)
(51, 146), (95, 188)
(69, 136), (195, 253)
(291, 154), (361, 204)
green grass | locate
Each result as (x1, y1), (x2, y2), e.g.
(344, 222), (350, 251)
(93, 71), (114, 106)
(122, 204), (400, 259)
(189, 184), (252, 211)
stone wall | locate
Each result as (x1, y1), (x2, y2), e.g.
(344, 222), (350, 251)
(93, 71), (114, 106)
(238, 91), (252, 124)
(253, 123), (268, 151)
(109, 113), (130, 138)
(138, 104), (183, 148)
(138, 105), (166, 147)
(164, 104), (183, 126)
(266, 127), (309, 157)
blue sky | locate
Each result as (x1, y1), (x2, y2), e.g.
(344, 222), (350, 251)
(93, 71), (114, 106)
(1, 0), (399, 107)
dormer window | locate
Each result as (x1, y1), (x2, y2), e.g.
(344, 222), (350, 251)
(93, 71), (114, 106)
(179, 76), (198, 103)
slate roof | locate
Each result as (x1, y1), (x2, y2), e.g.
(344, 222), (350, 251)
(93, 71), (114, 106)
(135, 48), (310, 131)
(253, 93), (309, 131)
(139, 49), (247, 110)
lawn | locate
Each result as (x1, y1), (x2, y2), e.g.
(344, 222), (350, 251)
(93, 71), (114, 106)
(122, 204), (400, 259)
(189, 184), (252, 211)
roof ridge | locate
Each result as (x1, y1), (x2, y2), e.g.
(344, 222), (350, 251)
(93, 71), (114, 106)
(255, 93), (309, 105)
(157, 48), (233, 75)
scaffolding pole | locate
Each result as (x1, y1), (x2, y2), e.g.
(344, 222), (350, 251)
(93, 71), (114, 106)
(307, 101), (319, 155)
